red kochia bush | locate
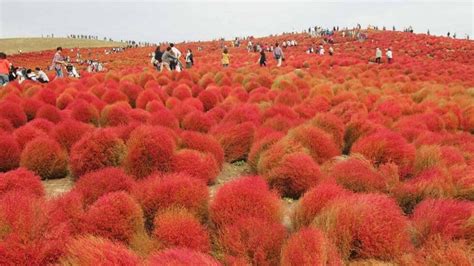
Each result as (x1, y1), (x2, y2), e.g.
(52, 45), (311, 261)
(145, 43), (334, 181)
(312, 193), (413, 261)
(292, 183), (351, 230)
(82, 191), (145, 244)
(411, 198), (473, 243)
(351, 130), (416, 178)
(0, 102), (27, 128)
(0, 192), (70, 265)
(181, 111), (215, 133)
(13, 124), (48, 149)
(73, 167), (136, 206)
(52, 119), (94, 151)
(171, 149), (219, 184)
(0, 168), (44, 198)
(148, 109), (180, 129)
(69, 100), (100, 125)
(179, 131), (225, 168)
(218, 217), (287, 266)
(211, 121), (255, 162)
(329, 156), (386, 192)
(287, 125), (340, 164)
(132, 173), (209, 221)
(124, 126), (176, 179)
(47, 191), (85, 235)
(248, 131), (285, 171)
(0, 134), (21, 172)
(147, 248), (221, 266)
(266, 152), (323, 198)
(414, 236), (473, 266)
(59, 236), (140, 265)
(35, 104), (62, 123)
(280, 228), (342, 266)
(210, 176), (281, 227)
(152, 208), (210, 253)
(70, 129), (126, 178)
(20, 137), (68, 180)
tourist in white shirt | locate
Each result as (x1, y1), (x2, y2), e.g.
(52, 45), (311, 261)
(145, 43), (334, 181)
(319, 45), (325, 55)
(386, 48), (393, 64)
(35, 67), (49, 83)
(375, 47), (382, 63)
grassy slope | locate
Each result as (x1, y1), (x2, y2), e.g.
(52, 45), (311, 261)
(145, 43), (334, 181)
(0, 37), (126, 55)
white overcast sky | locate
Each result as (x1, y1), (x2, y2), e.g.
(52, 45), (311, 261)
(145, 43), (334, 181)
(0, 0), (472, 43)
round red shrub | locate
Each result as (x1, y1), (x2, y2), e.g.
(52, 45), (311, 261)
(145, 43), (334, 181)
(179, 130), (225, 168)
(13, 123), (48, 149)
(69, 100), (100, 125)
(35, 104), (62, 123)
(100, 102), (131, 127)
(312, 193), (414, 261)
(148, 108), (179, 129)
(0, 168), (44, 198)
(82, 191), (145, 244)
(0, 102), (27, 128)
(0, 134), (21, 172)
(414, 236), (473, 266)
(248, 131), (285, 171)
(73, 167), (135, 206)
(69, 129), (126, 178)
(124, 126), (176, 179)
(171, 149), (219, 184)
(20, 137), (68, 180)
(210, 122), (255, 162)
(281, 228), (342, 266)
(351, 130), (416, 178)
(133, 173), (209, 222)
(147, 248), (221, 266)
(288, 125), (341, 164)
(181, 111), (215, 133)
(198, 89), (221, 111)
(59, 236), (140, 265)
(152, 208), (210, 253)
(329, 156), (386, 192)
(411, 198), (473, 244)
(265, 152), (323, 198)
(47, 191), (85, 235)
(52, 119), (94, 151)
(210, 176), (281, 227)
(217, 217), (287, 266)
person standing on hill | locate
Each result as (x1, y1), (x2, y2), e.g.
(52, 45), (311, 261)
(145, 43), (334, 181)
(185, 49), (194, 68)
(161, 47), (176, 72)
(375, 47), (382, 64)
(386, 48), (393, 64)
(0, 52), (12, 86)
(329, 46), (334, 56)
(51, 47), (67, 78)
(258, 50), (267, 67)
(170, 43), (182, 71)
(152, 46), (163, 70)
(222, 48), (230, 67)
(273, 43), (284, 67)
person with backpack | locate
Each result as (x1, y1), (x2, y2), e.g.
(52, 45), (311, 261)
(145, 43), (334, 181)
(222, 48), (230, 67)
(185, 49), (194, 68)
(258, 49), (267, 67)
(273, 43), (284, 67)
(0, 52), (12, 86)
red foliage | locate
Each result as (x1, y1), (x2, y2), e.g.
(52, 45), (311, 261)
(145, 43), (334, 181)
(132, 173), (209, 221)
(179, 130), (225, 168)
(69, 129), (127, 178)
(265, 152), (323, 198)
(210, 176), (281, 227)
(0, 102), (27, 128)
(82, 191), (145, 244)
(181, 111), (216, 133)
(351, 130), (416, 178)
(59, 236), (140, 265)
(287, 125), (340, 164)
(13, 123), (48, 149)
(147, 248), (221, 266)
(248, 131), (285, 171)
(0, 168), (44, 198)
(35, 104), (62, 123)
(280, 228), (342, 266)
(52, 119), (94, 151)
(69, 100), (100, 125)
(210, 121), (255, 162)
(152, 208), (210, 253)
(414, 236), (473, 266)
(312, 193), (414, 261)
(171, 149), (219, 184)
(217, 217), (287, 266)
(0, 192), (70, 265)
(0, 134), (21, 172)
(47, 191), (85, 235)
(124, 125), (176, 178)
(292, 183), (351, 230)
(19, 137), (68, 180)
(411, 198), (473, 243)
(73, 167), (136, 206)
(329, 156), (387, 192)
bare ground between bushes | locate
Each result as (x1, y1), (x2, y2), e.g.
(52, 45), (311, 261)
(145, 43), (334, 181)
(42, 161), (298, 229)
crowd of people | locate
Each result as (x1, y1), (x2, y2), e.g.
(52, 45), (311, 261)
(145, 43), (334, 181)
(151, 43), (195, 72)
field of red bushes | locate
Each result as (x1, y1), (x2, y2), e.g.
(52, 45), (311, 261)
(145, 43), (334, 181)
(1, 30), (473, 265)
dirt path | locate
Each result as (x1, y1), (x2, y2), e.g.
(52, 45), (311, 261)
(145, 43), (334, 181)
(42, 176), (74, 198)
